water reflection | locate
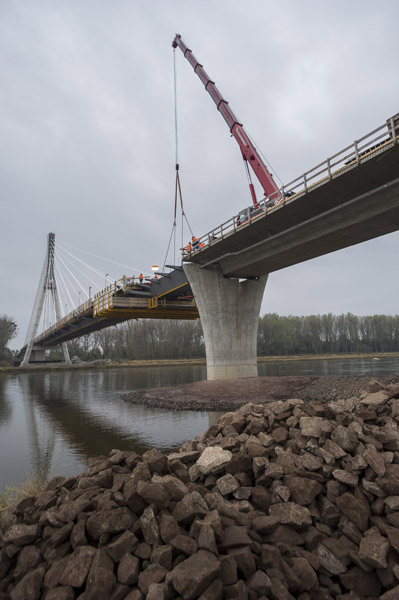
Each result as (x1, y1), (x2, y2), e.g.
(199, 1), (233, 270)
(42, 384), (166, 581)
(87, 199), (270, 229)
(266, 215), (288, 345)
(258, 356), (399, 377)
(0, 365), (211, 489)
(1, 357), (398, 491)
(0, 376), (12, 429)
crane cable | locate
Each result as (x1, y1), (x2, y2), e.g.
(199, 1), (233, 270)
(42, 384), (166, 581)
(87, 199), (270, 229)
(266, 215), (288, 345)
(163, 49), (194, 271)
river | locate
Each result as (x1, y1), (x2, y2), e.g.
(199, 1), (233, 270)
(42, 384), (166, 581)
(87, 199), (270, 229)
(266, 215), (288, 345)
(0, 356), (398, 491)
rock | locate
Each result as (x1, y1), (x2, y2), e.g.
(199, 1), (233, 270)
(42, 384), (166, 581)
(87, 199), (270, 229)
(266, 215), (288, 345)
(117, 553), (140, 585)
(220, 525), (252, 548)
(335, 493), (369, 531)
(215, 474), (239, 495)
(3, 393), (399, 600)
(3, 523), (40, 546)
(106, 530), (139, 563)
(86, 508), (136, 540)
(138, 563), (168, 595)
(59, 546), (96, 588)
(140, 506), (161, 545)
(364, 446), (386, 477)
(172, 491), (208, 525)
(170, 534), (198, 555)
(359, 391), (389, 407)
(286, 476), (322, 505)
(269, 502), (312, 528)
(9, 566), (45, 600)
(196, 447), (232, 475)
(358, 532), (389, 568)
(299, 416), (324, 438)
(331, 425), (358, 453)
(332, 469), (358, 487)
(136, 480), (170, 508)
(339, 566), (382, 597)
(317, 543), (347, 575)
(167, 550), (221, 600)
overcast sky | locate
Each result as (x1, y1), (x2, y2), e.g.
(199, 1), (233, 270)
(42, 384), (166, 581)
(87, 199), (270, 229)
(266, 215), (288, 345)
(1, 0), (398, 350)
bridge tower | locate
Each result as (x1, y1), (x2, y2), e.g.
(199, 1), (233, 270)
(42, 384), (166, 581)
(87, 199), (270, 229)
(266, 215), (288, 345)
(184, 264), (267, 380)
(21, 233), (71, 366)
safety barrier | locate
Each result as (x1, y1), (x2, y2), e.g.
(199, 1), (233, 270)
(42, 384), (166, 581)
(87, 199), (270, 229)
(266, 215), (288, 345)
(184, 113), (399, 257)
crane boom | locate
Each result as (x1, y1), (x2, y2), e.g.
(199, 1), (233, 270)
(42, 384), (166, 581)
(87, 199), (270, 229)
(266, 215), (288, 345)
(172, 34), (279, 203)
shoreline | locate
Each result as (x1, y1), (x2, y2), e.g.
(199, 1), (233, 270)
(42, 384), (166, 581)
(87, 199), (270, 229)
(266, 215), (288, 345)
(2, 351), (399, 373)
(122, 373), (399, 412)
(1, 379), (399, 598)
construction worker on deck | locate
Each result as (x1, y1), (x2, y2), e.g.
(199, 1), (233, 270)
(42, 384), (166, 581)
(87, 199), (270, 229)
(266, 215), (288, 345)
(139, 273), (143, 284)
(192, 236), (199, 250)
(185, 241), (192, 253)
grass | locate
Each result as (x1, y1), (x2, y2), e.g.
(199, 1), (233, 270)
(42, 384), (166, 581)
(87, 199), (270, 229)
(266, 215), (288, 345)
(0, 474), (47, 517)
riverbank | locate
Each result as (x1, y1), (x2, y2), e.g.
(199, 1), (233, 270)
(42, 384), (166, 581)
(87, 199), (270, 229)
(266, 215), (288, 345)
(2, 351), (399, 373)
(122, 373), (399, 411)
(1, 377), (399, 598)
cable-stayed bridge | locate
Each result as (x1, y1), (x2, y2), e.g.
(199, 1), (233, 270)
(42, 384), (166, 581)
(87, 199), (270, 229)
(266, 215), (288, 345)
(19, 114), (399, 377)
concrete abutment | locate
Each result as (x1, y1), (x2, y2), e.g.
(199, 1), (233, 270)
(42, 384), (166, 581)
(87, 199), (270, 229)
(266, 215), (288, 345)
(184, 263), (267, 380)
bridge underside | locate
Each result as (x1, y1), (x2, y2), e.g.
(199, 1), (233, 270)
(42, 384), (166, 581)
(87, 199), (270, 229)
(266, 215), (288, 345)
(187, 142), (399, 278)
(17, 270), (199, 360)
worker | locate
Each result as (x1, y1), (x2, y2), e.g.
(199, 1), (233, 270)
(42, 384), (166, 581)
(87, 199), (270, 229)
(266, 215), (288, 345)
(185, 241), (192, 253)
(192, 236), (199, 250)
(139, 273), (143, 284)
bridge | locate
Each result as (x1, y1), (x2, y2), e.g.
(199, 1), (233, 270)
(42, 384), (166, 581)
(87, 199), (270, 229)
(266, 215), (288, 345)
(19, 113), (399, 378)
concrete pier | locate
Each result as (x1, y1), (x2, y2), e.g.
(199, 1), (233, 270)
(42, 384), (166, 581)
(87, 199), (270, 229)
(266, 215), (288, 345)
(184, 263), (267, 380)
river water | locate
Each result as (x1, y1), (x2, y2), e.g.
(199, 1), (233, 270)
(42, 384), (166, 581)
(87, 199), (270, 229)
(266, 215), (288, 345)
(1, 356), (398, 491)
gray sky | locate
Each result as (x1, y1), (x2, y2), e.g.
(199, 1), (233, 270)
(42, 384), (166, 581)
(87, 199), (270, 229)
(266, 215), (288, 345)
(1, 0), (398, 350)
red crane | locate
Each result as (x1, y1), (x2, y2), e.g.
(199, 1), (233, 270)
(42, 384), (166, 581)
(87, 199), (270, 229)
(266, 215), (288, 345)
(172, 34), (279, 207)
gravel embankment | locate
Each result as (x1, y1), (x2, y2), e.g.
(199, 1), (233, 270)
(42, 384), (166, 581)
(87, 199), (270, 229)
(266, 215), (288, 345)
(1, 377), (399, 598)
(122, 375), (399, 411)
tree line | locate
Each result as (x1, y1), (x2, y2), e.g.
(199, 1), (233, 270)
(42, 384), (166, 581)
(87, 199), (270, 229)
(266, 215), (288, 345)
(0, 315), (17, 361)
(65, 312), (399, 361)
(2, 313), (399, 364)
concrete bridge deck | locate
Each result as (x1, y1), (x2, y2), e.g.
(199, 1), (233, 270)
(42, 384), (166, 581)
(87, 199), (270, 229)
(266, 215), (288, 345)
(186, 129), (399, 278)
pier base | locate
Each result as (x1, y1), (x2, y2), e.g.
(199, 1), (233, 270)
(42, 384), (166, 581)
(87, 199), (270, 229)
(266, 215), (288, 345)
(184, 264), (267, 380)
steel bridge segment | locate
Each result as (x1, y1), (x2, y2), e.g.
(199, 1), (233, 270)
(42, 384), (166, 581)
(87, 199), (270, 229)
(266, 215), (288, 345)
(17, 267), (199, 357)
(185, 128), (399, 278)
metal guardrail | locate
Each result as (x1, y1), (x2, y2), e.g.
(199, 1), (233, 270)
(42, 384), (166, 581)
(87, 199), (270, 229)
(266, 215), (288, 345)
(33, 275), (140, 344)
(184, 113), (399, 258)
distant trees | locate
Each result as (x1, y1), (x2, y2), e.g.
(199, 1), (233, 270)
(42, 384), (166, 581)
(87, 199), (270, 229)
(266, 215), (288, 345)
(258, 313), (399, 356)
(0, 315), (17, 360)
(67, 320), (205, 361)
(64, 313), (399, 362)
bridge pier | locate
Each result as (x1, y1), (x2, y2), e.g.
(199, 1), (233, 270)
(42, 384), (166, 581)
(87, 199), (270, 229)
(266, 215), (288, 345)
(184, 263), (267, 380)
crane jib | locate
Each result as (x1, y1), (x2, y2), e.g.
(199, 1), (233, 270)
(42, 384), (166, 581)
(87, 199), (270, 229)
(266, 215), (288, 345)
(172, 34), (279, 201)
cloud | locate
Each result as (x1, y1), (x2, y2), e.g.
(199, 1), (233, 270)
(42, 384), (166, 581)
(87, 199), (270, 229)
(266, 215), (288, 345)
(0, 0), (398, 350)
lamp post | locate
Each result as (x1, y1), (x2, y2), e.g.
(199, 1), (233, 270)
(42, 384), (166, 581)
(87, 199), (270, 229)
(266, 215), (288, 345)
(105, 274), (109, 288)
(89, 286), (91, 299)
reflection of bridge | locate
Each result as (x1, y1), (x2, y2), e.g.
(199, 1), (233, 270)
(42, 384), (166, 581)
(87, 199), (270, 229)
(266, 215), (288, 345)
(20, 114), (399, 378)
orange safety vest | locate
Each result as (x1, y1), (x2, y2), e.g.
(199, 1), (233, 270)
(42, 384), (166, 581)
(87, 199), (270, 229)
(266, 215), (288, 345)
(186, 242), (192, 252)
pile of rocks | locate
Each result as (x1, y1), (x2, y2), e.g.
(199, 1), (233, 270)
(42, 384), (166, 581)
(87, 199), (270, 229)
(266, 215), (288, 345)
(1, 379), (399, 600)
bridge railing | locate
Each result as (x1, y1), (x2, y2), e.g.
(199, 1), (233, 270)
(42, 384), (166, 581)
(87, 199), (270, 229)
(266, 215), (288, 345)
(184, 113), (398, 258)
(33, 275), (155, 344)
(33, 299), (94, 345)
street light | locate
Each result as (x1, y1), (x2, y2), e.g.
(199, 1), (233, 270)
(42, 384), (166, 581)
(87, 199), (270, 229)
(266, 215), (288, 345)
(89, 286), (91, 299)
(105, 273), (109, 288)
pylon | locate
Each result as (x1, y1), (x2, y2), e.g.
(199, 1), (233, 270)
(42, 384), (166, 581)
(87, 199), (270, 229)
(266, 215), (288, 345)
(21, 233), (71, 366)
